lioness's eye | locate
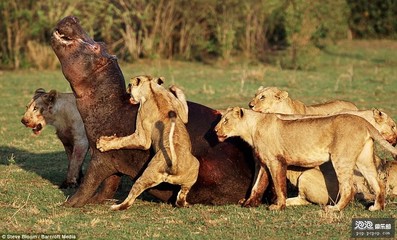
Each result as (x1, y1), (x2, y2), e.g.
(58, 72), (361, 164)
(224, 118), (228, 123)
(33, 106), (38, 111)
(260, 95), (265, 100)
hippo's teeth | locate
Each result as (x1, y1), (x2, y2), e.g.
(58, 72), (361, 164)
(56, 30), (64, 38)
(54, 30), (73, 45)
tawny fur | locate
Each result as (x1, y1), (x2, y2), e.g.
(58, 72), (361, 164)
(248, 86), (358, 114)
(96, 75), (199, 210)
(21, 88), (89, 188)
(282, 109), (397, 206)
(215, 107), (397, 211)
(249, 91), (397, 206)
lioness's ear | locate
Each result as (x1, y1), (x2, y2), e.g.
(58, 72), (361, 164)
(372, 108), (383, 122)
(257, 86), (264, 91)
(35, 88), (46, 95)
(275, 89), (288, 100)
(43, 90), (58, 105)
(131, 77), (140, 86)
(232, 107), (244, 118)
(226, 107), (233, 112)
(156, 77), (165, 85)
(33, 88), (46, 100)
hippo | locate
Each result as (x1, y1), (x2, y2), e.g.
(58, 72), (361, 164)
(50, 16), (257, 207)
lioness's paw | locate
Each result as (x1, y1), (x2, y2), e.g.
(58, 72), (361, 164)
(96, 140), (107, 152)
(96, 135), (117, 152)
(324, 205), (341, 212)
(110, 204), (121, 211)
(368, 204), (382, 211)
(238, 198), (246, 205)
(269, 204), (285, 211)
(176, 200), (190, 208)
(240, 197), (261, 208)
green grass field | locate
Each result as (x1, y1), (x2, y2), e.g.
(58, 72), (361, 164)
(1, 40), (397, 239)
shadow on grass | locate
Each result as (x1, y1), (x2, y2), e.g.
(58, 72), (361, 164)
(0, 145), (157, 203)
(0, 145), (70, 186)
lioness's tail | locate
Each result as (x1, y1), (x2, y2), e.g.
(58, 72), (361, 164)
(168, 110), (177, 173)
(368, 124), (397, 156)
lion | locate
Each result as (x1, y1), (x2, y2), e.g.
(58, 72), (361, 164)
(21, 88), (89, 188)
(248, 87), (397, 206)
(215, 107), (397, 211)
(249, 91), (397, 206)
(248, 86), (358, 114)
(283, 108), (397, 207)
(274, 108), (397, 147)
(285, 158), (397, 207)
(96, 75), (199, 210)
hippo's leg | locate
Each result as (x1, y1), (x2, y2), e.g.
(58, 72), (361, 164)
(88, 174), (122, 204)
(64, 154), (116, 207)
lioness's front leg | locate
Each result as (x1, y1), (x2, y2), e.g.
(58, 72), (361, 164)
(241, 163), (269, 207)
(267, 160), (287, 211)
(97, 118), (152, 152)
(97, 131), (151, 152)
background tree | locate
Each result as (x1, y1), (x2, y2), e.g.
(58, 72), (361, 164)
(0, 0), (395, 70)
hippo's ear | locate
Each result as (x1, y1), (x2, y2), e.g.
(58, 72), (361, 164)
(156, 77), (165, 85)
(43, 90), (58, 105)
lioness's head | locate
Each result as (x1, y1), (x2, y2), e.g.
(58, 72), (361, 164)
(127, 75), (165, 104)
(249, 86), (289, 113)
(373, 108), (397, 146)
(214, 107), (245, 142)
(21, 88), (59, 135)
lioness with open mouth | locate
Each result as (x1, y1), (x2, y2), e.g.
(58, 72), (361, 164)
(97, 75), (199, 210)
(21, 88), (89, 188)
(215, 107), (397, 211)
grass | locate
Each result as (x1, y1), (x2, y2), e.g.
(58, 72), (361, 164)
(1, 40), (397, 239)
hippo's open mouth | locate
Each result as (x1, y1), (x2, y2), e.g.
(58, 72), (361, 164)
(53, 30), (75, 46)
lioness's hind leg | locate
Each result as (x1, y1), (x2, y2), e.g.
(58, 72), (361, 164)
(111, 157), (164, 211)
(286, 196), (311, 206)
(174, 157), (199, 208)
(355, 143), (385, 211)
(175, 186), (192, 207)
(326, 157), (355, 211)
(110, 175), (162, 211)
